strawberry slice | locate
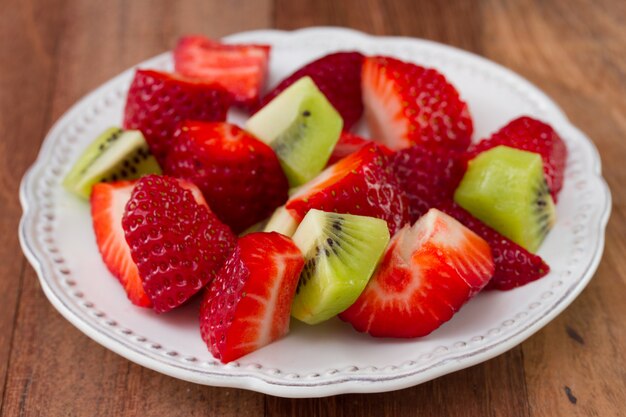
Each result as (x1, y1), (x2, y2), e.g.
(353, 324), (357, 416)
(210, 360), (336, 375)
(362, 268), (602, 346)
(122, 175), (236, 313)
(123, 69), (232, 165)
(439, 202), (550, 290)
(361, 56), (473, 152)
(340, 209), (494, 338)
(91, 181), (151, 307)
(163, 121), (289, 233)
(286, 143), (410, 236)
(468, 116), (567, 201)
(200, 232), (304, 363)
(174, 35), (270, 108)
(259, 52), (364, 130)
(392, 144), (467, 222)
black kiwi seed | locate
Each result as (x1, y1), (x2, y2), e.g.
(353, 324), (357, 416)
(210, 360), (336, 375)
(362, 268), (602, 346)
(297, 216), (350, 295)
(93, 129), (123, 155)
(74, 131), (161, 194)
(298, 229), (342, 293)
(303, 110), (311, 117)
(297, 258), (318, 293)
(103, 145), (153, 183)
(531, 177), (553, 239)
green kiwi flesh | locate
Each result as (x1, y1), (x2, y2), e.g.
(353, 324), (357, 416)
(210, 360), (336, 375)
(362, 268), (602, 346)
(63, 127), (161, 199)
(291, 209), (390, 324)
(454, 145), (556, 253)
(245, 77), (343, 187)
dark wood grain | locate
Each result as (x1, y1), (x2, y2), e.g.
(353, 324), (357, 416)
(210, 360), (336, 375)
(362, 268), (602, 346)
(0, 0), (68, 408)
(1, 0), (625, 415)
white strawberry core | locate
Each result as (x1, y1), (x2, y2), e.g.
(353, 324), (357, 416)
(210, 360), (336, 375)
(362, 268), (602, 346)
(231, 251), (300, 352)
(362, 64), (409, 150)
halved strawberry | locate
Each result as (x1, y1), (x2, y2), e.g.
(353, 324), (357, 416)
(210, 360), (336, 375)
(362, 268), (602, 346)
(362, 56), (473, 152)
(123, 69), (232, 165)
(259, 52), (364, 130)
(286, 143), (410, 235)
(340, 208), (494, 337)
(91, 181), (151, 307)
(163, 121), (289, 233)
(392, 144), (467, 222)
(468, 116), (567, 201)
(439, 202), (550, 290)
(122, 175), (236, 313)
(174, 35), (270, 108)
(200, 232), (305, 363)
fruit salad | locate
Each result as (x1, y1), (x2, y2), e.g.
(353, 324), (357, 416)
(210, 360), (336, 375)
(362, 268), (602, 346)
(64, 34), (567, 363)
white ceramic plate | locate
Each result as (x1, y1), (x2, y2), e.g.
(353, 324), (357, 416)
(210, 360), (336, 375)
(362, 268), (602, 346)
(19, 27), (611, 398)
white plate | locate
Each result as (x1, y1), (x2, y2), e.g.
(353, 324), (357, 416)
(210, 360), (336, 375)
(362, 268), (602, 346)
(19, 27), (611, 398)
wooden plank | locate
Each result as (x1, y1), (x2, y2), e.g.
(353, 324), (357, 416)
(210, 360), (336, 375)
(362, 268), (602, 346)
(1, 0), (269, 415)
(0, 0), (69, 409)
(384, 0), (485, 54)
(274, 0), (393, 34)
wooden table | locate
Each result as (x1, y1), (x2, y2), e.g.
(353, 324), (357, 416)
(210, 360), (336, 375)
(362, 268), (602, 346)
(2, 0), (625, 415)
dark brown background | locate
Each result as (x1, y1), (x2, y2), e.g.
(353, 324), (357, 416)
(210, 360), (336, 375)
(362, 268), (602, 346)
(1, 0), (625, 415)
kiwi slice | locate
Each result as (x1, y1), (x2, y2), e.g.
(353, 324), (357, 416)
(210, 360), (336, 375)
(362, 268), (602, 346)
(245, 77), (343, 187)
(454, 145), (556, 253)
(291, 209), (390, 324)
(63, 127), (161, 199)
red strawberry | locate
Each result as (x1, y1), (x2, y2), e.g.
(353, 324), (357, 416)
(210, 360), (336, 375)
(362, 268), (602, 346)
(174, 35), (270, 108)
(286, 143), (410, 235)
(439, 202), (550, 290)
(468, 116), (567, 201)
(91, 181), (151, 307)
(328, 132), (370, 165)
(123, 69), (232, 165)
(122, 175), (236, 313)
(362, 56), (473, 152)
(163, 121), (289, 233)
(327, 131), (382, 166)
(259, 52), (364, 130)
(392, 144), (467, 222)
(340, 209), (494, 337)
(200, 232), (304, 363)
